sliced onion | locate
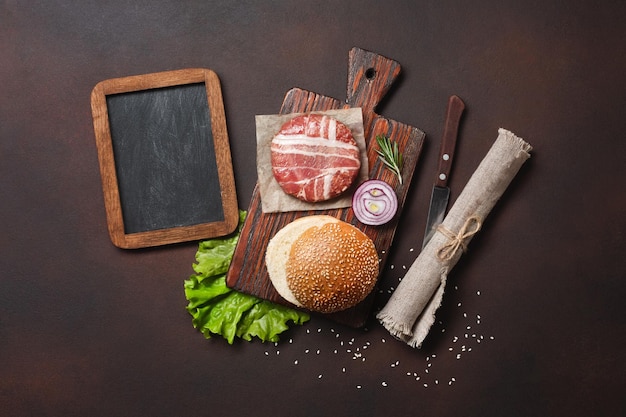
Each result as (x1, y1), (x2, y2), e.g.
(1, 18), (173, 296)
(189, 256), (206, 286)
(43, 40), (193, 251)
(352, 179), (398, 225)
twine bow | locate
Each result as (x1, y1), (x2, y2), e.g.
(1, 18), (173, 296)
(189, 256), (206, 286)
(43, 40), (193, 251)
(436, 216), (482, 261)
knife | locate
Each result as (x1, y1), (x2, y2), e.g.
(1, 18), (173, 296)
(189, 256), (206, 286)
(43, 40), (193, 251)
(422, 95), (465, 248)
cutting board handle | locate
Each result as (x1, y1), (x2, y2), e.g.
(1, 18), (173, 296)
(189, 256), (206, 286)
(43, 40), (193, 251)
(346, 47), (401, 117)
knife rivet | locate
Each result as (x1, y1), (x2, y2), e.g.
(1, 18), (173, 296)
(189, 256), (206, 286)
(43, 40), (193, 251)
(443, 154), (450, 161)
(439, 173), (447, 181)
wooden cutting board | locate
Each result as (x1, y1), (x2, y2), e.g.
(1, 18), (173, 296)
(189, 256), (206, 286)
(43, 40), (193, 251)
(226, 47), (425, 327)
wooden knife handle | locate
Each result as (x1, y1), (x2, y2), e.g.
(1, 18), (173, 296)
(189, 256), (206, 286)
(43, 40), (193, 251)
(435, 95), (465, 187)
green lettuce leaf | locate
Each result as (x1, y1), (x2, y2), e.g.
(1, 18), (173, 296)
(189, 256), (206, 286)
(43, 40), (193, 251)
(184, 211), (309, 344)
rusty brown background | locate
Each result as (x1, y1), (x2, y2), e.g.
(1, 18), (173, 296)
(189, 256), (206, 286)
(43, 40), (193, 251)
(1, 1), (624, 416)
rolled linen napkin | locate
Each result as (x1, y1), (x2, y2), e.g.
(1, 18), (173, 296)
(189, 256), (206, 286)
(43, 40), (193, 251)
(376, 128), (532, 348)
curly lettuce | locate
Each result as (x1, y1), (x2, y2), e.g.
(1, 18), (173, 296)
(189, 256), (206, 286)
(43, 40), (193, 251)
(184, 211), (309, 343)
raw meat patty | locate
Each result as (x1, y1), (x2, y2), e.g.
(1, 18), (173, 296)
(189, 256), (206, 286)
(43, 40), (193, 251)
(271, 114), (361, 202)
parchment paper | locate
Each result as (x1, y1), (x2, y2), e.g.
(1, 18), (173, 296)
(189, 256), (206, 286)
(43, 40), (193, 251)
(255, 108), (369, 213)
(376, 128), (532, 348)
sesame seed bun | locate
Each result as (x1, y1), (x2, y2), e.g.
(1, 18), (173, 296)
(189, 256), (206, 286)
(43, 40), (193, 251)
(266, 215), (379, 313)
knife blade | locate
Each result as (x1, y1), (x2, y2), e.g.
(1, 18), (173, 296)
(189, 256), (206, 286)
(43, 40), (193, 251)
(422, 95), (465, 248)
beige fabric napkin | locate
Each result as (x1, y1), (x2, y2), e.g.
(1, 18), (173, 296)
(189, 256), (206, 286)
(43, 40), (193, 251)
(377, 128), (532, 348)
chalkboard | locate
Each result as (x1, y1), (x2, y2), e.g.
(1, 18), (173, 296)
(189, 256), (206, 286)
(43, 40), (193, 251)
(91, 69), (238, 249)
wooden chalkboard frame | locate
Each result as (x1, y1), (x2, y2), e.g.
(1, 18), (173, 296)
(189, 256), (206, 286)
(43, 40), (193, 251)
(91, 68), (238, 249)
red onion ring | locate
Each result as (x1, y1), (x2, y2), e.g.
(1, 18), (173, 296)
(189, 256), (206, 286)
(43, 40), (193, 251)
(352, 179), (398, 225)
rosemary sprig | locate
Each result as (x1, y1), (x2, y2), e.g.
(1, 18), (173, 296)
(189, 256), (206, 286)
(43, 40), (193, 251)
(375, 135), (403, 184)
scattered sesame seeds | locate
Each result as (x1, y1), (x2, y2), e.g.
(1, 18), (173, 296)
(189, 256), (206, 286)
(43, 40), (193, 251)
(255, 274), (496, 390)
